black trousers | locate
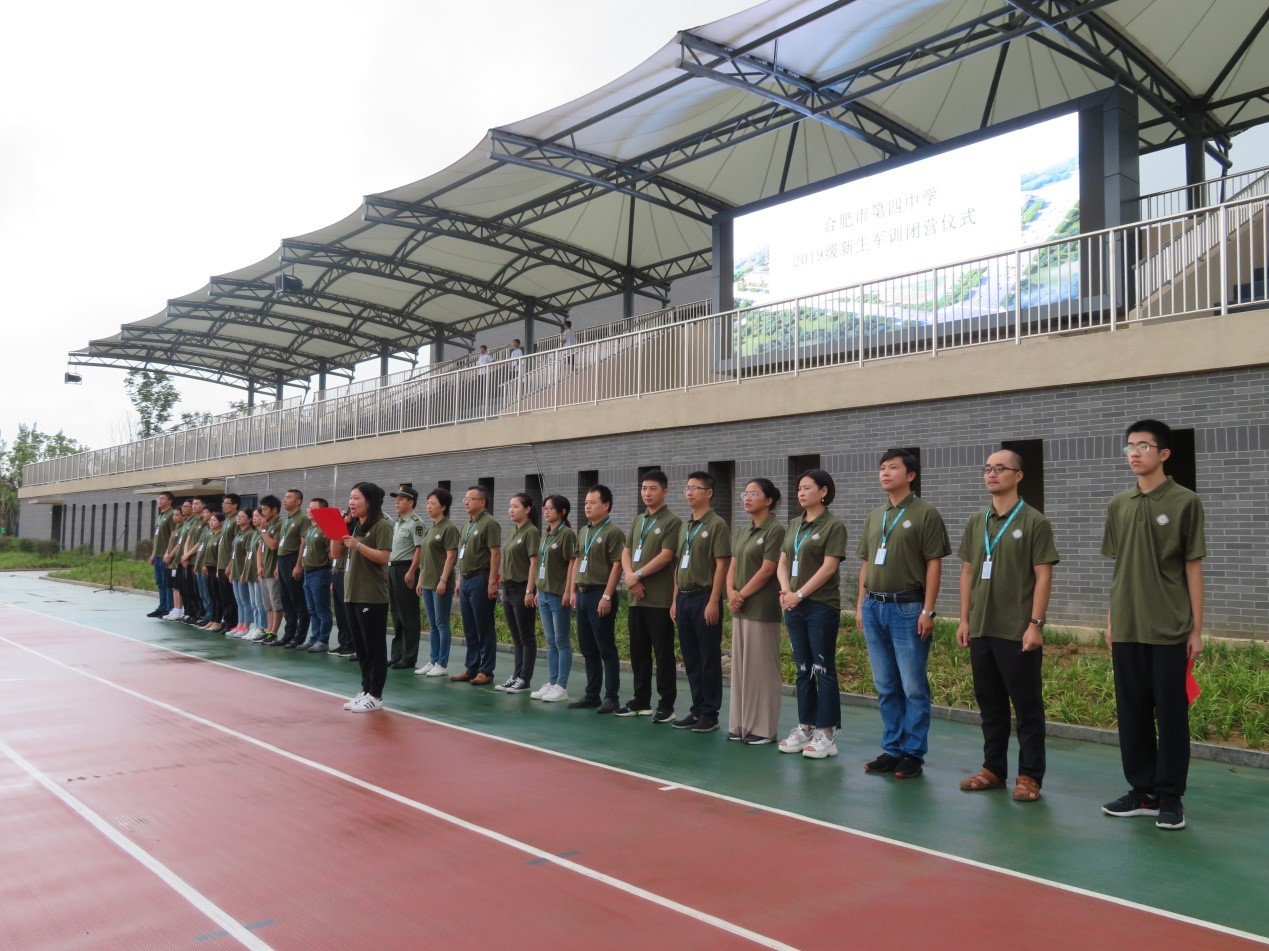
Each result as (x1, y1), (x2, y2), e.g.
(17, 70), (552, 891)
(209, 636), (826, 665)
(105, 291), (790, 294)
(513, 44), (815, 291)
(388, 562), (422, 665)
(277, 552), (309, 643)
(1112, 641), (1191, 798)
(675, 590), (722, 719)
(204, 568), (222, 624)
(502, 580), (537, 682)
(970, 636), (1046, 784)
(628, 605), (677, 712)
(217, 568), (237, 628)
(178, 565), (201, 619)
(348, 601), (389, 699)
(575, 588), (620, 701)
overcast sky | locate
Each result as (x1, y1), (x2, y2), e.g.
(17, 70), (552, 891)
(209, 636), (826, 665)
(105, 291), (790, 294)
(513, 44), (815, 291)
(3, 1), (1267, 456)
(0, 0), (748, 451)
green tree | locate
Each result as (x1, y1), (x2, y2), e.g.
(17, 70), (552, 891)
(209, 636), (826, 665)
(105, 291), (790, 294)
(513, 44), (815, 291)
(0, 424), (88, 536)
(124, 370), (180, 437)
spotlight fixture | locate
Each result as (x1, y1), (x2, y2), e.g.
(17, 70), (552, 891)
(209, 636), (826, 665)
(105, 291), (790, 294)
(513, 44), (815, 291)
(64, 372), (83, 385)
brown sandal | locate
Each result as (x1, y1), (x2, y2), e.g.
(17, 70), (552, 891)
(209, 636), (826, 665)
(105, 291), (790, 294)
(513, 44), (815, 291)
(959, 768), (1005, 791)
(1013, 775), (1041, 802)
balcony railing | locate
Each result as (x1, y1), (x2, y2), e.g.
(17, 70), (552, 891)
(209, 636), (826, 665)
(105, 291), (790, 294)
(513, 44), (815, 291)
(26, 195), (1269, 487)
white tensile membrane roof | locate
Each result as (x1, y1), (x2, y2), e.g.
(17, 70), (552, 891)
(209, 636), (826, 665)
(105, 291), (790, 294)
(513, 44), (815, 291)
(72, 0), (1269, 392)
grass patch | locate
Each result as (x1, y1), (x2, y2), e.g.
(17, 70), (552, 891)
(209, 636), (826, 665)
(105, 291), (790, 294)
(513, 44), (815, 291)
(45, 552), (157, 591)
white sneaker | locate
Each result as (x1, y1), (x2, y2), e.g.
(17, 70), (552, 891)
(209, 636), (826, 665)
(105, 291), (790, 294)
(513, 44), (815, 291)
(164, 610), (182, 621)
(243, 627), (260, 640)
(778, 725), (814, 753)
(802, 729), (838, 759)
(415, 662), (434, 676)
(530, 682), (554, 699)
(350, 695), (383, 713)
(342, 692), (367, 711)
(543, 684), (569, 703)
(425, 665), (448, 678)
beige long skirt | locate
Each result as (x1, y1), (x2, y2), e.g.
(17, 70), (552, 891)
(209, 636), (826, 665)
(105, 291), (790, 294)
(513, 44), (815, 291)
(728, 617), (784, 741)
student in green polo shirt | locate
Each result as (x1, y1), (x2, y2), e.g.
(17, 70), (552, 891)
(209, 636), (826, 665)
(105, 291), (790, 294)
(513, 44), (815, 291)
(670, 471), (732, 733)
(149, 490), (176, 617)
(451, 486), (502, 685)
(619, 469), (682, 720)
(1100, 419), (1206, 831)
(856, 449), (951, 779)
(532, 494), (579, 702)
(568, 485), (626, 713)
(726, 478), (786, 745)
(416, 489), (460, 676)
(216, 493), (241, 632)
(256, 496), (284, 643)
(275, 489), (311, 648)
(777, 470), (849, 759)
(955, 450), (1059, 803)
(498, 493), (542, 693)
(338, 481), (394, 712)
(300, 498), (334, 652)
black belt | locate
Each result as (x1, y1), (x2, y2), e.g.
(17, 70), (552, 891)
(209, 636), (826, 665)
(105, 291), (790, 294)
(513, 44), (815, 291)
(867, 588), (924, 604)
(576, 584), (604, 592)
(390, 559), (414, 566)
(461, 569), (489, 579)
(678, 587), (709, 598)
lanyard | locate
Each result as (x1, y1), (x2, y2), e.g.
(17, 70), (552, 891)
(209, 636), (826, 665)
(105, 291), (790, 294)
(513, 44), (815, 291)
(462, 515), (482, 545)
(879, 507), (907, 548)
(581, 518), (610, 559)
(539, 526), (558, 560)
(681, 517), (707, 556)
(983, 500), (1025, 562)
(791, 516), (819, 559)
(636, 511), (661, 548)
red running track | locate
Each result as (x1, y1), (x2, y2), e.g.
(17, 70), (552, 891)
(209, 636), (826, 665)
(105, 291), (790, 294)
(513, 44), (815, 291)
(0, 606), (1262, 950)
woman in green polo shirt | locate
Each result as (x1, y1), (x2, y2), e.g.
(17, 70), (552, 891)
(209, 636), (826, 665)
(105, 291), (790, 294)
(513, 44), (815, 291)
(531, 494), (579, 702)
(726, 478), (787, 745)
(199, 513), (225, 632)
(417, 488), (460, 677)
(499, 493), (542, 693)
(776, 469), (849, 760)
(339, 482), (394, 712)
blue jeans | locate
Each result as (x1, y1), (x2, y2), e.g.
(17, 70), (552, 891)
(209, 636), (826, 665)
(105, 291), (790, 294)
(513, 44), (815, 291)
(249, 581), (266, 631)
(537, 591), (573, 686)
(153, 556), (172, 613)
(303, 566), (333, 644)
(195, 570), (211, 619)
(861, 597), (932, 761)
(784, 599), (842, 730)
(458, 571), (496, 675)
(421, 585), (454, 667)
(233, 579), (251, 626)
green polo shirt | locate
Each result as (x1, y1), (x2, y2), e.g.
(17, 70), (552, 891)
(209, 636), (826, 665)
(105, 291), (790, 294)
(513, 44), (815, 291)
(1101, 477), (1206, 645)
(389, 511), (426, 563)
(957, 502), (1060, 640)
(199, 529), (221, 572)
(302, 521), (331, 570)
(502, 522), (541, 583)
(277, 510), (309, 557)
(857, 493), (950, 593)
(782, 510), (849, 609)
(169, 520), (188, 557)
(457, 511), (501, 575)
(538, 524), (578, 595)
(626, 507), (682, 609)
(153, 508), (175, 556)
(261, 517), (282, 577)
(217, 519), (238, 571)
(419, 518), (460, 588)
(232, 527), (253, 581)
(733, 516), (786, 622)
(345, 517), (393, 604)
(574, 519), (625, 587)
(191, 524), (211, 569)
(674, 510), (732, 591)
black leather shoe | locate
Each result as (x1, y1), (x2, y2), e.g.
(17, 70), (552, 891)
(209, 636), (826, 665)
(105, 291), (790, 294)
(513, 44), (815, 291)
(147, 609), (166, 618)
(567, 697), (601, 709)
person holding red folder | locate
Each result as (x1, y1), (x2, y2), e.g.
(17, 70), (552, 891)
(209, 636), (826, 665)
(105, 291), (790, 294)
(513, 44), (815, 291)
(333, 483), (394, 713)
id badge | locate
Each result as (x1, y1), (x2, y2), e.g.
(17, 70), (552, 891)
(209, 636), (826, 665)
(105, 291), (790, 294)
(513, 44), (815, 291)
(458, 546), (466, 560)
(981, 560), (992, 580)
(791, 559), (800, 578)
(679, 554), (690, 570)
(579, 558), (588, 573)
(538, 564), (546, 580)
(874, 546), (887, 565)
(633, 546), (642, 562)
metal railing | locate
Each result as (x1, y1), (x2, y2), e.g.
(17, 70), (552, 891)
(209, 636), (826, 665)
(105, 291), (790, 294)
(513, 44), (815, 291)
(26, 198), (1269, 487)
(1137, 163), (1269, 220)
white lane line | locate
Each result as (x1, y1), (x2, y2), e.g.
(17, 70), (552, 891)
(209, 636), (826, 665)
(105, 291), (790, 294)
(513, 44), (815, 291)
(4, 604), (1268, 948)
(0, 633), (794, 951)
(0, 737), (272, 951)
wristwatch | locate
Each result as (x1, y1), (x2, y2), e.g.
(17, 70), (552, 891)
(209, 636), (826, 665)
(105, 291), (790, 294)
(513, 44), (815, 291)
(1029, 617), (1046, 629)
(921, 609), (937, 618)
(601, 594), (612, 602)
(634, 569), (643, 579)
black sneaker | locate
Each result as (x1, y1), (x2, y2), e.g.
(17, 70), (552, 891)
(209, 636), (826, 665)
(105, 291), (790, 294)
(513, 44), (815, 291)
(727, 731), (744, 741)
(691, 716), (720, 733)
(595, 698), (620, 715)
(614, 703), (651, 717)
(147, 609), (166, 618)
(894, 755), (924, 779)
(672, 714), (700, 730)
(1102, 791), (1160, 818)
(651, 709), (675, 724)
(865, 753), (899, 774)
(743, 733), (774, 746)
(567, 697), (602, 709)
(1155, 797), (1186, 830)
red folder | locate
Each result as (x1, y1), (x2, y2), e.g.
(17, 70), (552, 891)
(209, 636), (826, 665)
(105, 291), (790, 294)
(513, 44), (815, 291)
(310, 506), (351, 542)
(1185, 658), (1201, 705)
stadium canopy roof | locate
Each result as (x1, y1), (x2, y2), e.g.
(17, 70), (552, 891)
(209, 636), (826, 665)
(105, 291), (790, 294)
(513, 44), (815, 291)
(72, 0), (1269, 393)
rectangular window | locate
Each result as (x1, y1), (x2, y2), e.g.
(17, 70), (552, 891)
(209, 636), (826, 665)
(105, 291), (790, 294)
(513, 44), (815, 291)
(1001, 439), (1045, 512)
(51, 505), (63, 546)
(89, 505), (97, 552)
(437, 480), (451, 495)
(708, 460), (736, 525)
(524, 473), (544, 508)
(478, 477), (495, 504)
(112, 502), (120, 552)
(788, 454), (821, 518)
(578, 469), (599, 506)
(1163, 427), (1197, 491)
